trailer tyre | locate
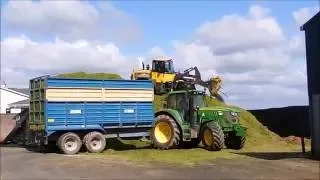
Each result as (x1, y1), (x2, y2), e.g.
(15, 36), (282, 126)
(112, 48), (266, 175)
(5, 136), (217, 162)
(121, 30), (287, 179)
(83, 131), (106, 153)
(57, 132), (82, 155)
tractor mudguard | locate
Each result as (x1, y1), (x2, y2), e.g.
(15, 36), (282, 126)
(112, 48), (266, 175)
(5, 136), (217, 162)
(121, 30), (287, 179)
(154, 109), (184, 135)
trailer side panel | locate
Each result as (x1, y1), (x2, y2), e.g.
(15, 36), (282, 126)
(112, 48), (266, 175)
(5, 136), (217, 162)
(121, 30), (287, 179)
(46, 101), (154, 130)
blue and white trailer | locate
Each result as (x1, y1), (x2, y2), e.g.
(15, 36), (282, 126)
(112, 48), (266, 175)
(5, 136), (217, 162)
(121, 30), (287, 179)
(27, 76), (155, 154)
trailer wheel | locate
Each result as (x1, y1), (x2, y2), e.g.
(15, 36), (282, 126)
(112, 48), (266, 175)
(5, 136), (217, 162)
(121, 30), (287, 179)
(57, 132), (82, 155)
(83, 131), (106, 153)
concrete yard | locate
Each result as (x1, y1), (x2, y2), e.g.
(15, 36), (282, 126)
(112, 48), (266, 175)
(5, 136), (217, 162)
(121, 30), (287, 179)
(1, 146), (319, 180)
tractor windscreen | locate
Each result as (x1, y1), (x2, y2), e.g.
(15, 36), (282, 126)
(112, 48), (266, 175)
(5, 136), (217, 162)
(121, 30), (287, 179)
(193, 94), (205, 108)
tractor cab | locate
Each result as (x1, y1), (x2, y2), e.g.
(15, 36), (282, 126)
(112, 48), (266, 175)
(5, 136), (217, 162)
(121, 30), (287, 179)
(166, 90), (206, 109)
(166, 90), (206, 129)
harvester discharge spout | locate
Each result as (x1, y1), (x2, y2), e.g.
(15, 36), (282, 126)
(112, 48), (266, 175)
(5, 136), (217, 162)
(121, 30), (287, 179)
(171, 66), (225, 103)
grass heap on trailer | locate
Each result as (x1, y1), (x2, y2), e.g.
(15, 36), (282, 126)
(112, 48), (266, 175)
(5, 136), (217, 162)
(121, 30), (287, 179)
(27, 76), (154, 155)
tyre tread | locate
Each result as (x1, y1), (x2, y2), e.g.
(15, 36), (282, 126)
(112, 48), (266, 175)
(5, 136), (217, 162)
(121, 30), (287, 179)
(151, 114), (181, 150)
(225, 134), (246, 150)
(201, 121), (224, 151)
(57, 132), (82, 155)
(83, 131), (106, 153)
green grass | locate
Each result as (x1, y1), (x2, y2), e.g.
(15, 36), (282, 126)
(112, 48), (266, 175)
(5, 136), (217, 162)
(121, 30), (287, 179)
(58, 72), (309, 165)
(86, 138), (241, 166)
(86, 137), (307, 166)
(56, 72), (123, 80)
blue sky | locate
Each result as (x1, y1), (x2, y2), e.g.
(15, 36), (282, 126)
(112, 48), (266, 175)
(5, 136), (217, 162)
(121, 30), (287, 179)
(1, 0), (319, 109)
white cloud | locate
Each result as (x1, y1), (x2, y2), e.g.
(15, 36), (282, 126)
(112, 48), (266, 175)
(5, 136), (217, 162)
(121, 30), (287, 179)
(288, 7), (318, 59)
(172, 41), (219, 71)
(293, 7), (318, 26)
(146, 46), (167, 60)
(286, 35), (306, 59)
(1, 35), (136, 86)
(223, 83), (308, 109)
(222, 69), (307, 89)
(195, 5), (284, 55)
(1, 0), (141, 43)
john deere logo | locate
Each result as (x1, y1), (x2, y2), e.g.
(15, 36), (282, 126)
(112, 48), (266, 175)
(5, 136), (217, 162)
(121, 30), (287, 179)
(201, 112), (205, 117)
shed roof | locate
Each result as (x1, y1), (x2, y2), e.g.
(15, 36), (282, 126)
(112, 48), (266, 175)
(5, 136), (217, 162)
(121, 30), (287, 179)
(301, 11), (320, 31)
(8, 88), (29, 96)
(1, 87), (29, 97)
(8, 99), (29, 108)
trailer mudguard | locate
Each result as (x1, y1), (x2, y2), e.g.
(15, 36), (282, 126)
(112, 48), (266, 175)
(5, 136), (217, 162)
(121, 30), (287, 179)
(46, 125), (106, 137)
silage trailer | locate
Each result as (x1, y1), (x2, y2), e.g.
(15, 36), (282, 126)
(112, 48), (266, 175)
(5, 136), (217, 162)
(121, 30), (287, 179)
(25, 76), (155, 154)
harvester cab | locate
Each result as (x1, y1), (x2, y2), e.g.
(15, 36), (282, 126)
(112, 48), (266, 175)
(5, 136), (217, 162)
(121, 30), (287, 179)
(150, 89), (247, 151)
(151, 57), (175, 74)
(130, 56), (176, 94)
(150, 56), (176, 94)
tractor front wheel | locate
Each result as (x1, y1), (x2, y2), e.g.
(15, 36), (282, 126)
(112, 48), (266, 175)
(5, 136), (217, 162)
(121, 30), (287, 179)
(200, 122), (224, 151)
(151, 114), (181, 150)
(225, 133), (246, 150)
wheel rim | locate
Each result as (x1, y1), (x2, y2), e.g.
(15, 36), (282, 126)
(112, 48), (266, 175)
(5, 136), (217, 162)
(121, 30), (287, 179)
(203, 128), (213, 146)
(154, 121), (172, 144)
(90, 137), (102, 151)
(64, 137), (77, 152)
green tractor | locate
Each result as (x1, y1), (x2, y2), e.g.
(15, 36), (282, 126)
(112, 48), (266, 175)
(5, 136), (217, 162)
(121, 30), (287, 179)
(150, 90), (247, 151)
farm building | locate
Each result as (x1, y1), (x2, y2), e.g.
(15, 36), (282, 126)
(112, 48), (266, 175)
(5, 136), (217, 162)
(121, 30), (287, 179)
(0, 84), (29, 114)
(301, 10), (320, 159)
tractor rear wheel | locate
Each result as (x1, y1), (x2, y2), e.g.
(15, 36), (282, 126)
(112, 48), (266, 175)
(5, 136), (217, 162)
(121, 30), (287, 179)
(225, 133), (246, 150)
(200, 122), (224, 151)
(151, 114), (181, 149)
